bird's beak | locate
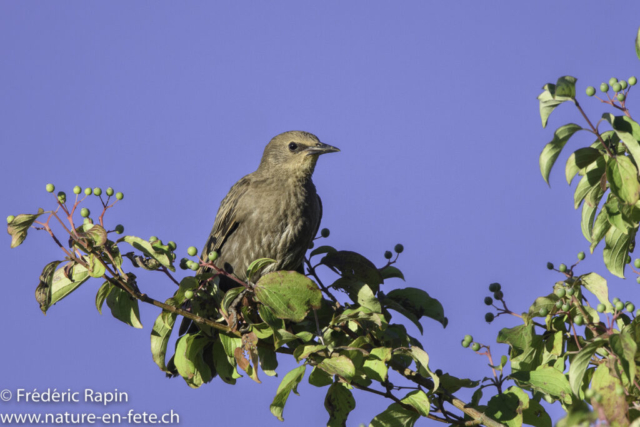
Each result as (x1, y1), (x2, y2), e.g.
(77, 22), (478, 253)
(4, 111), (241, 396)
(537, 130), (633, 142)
(305, 142), (340, 156)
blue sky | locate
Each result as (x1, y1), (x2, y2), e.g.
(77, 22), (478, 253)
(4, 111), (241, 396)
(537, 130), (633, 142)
(2, 2), (640, 425)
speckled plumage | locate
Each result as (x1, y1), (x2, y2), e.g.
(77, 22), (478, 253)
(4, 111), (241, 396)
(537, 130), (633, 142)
(199, 131), (338, 287)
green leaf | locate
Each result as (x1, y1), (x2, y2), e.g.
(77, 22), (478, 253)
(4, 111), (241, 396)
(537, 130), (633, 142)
(606, 155), (640, 205)
(174, 333), (212, 388)
(309, 366), (334, 387)
(318, 355), (356, 382)
(293, 344), (327, 362)
(95, 281), (113, 314)
(602, 113), (640, 167)
(321, 250), (383, 287)
(591, 363), (627, 426)
(212, 339), (238, 384)
(35, 261), (62, 314)
(270, 365), (306, 421)
(604, 197), (632, 234)
(246, 258), (276, 282)
(528, 293), (560, 318)
(580, 273), (614, 313)
(254, 271), (322, 322)
(603, 224), (636, 278)
(486, 391), (523, 427)
(384, 287), (446, 328)
(590, 208), (610, 252)
(540, 123), (583, 185)
(119, 235), (175, 271)
(379, 266), (405, 281)
(581, 185), (605, 242)
(151, 310), (177, 373)
(86, 253), (106, 278)
(49, 262), (91, 308)
(324, 382), (356, 427)
(369, 391), (429, 427)
(7, 210), (45, 248)
(522, 399), (552, 427)
(573, 156), (606, 209)
(310, 245), (337, 258)
(610, 327), (637, 384)
(566, 148), (602, 185)
(569, 340), (604, 396)
(636, 26), (640, 60)
(555, 76), (577, 99)
(257, 346), (278, 377)
(382, 298), (423, 334)
(221, 286), (244, 317)
(75, 223), (108, 247)
(538, 84), (572, 128)
(356, 284), (381, 313)
(106, 287), (143, 328)
(510, 366), (572, 404)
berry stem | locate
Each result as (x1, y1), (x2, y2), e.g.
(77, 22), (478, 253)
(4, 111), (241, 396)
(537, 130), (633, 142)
(574, 100), (615, 157)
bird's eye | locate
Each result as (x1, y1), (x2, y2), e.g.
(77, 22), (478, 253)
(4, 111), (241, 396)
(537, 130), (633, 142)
(288, 142), (298, 152)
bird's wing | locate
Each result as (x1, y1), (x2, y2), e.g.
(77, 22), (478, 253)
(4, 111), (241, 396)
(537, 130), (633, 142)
(202, 176), (252, 259)
(313, 194), (323, 239)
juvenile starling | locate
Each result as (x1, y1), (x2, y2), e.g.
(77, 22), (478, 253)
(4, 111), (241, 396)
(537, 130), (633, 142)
(199, 131), (339, 289)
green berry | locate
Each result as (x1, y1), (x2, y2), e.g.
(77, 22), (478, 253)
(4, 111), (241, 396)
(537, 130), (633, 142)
(45, 183), (55, 193)
(485, 313), (495, 323)
(574, 315), (584, 326)
(80, 208), (90, 218)
(562, 304), (570, 312)
(461, 340), (470, 348)
(555, 300), (563, 308)
(615, 301), (625, 311)
(629, 76), (637, 86)
(167, 241), (177, 251)
(613, 297), (621, 303)
(539, 308), (549, 316)
(93, 187), (102, 196)
(187, 246), (198, 257)
(613, 83), (622, 92)
(636, 276), (640, 284)
(577, 251), (585, 260)
(627, 303), (635, 313)
(546, 262), (554, 270)
(320, 228), (330, 238)
(494, 290), (504, 300)
(384, 251), (393, 259)
(115, 224), (124, 234)
(600, 83), (609, 92)
(115, 192), (124, 200)
(463, 334), (473, 343)
(471, 343), (481, 352)
(585, 389), (595, 399)
(435, 369), (443, 376)
(620, 80), (628, 90)
(566, 288), (575, 297)
(559, 264), (567, 272)
(585, 86), (596, 96)
(73, 186), (82, 194)
(179, 258), (188, 270)
(189, 261), (199, 271)
(609, 77), (618, 85)
(106, 187), (114, 196)
(394, 244), (404, 253)
(83, 217), (92, 225)
(635, 259), (640, 269)
(149, 236), (158, 243)
(555, 288), (566, 298)
(84, 187), (92, 196)
(184, 290), (194, 299)
(489, 283), (501, 292)
(57, 192), (66, 203)
(484, 296), (493, 306)
(636, 309), (640, 317)
(596, 303), (606, 313)
(309, 242), (314, 249)
(618, 93), (626, 102)
(7, 215), (16, 224)
(208, 251), (219, 262)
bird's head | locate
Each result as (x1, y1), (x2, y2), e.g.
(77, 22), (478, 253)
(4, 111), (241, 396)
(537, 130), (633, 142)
(258, 131), (340, 179)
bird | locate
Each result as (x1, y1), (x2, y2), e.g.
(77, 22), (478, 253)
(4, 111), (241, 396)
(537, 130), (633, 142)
(199, 131), (339, 291)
